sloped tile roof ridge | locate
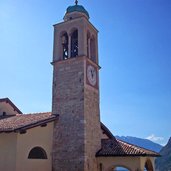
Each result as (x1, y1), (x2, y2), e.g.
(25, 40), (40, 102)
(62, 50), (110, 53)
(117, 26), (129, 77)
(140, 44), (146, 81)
(0, 112), (58, 133)
(96, 138), (160, 157)
(117, 139), (160, 156)
(23, 111), (51, 115)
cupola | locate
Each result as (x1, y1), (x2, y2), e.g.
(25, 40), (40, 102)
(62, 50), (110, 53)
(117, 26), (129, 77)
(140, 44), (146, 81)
(64, 3), (89, 21)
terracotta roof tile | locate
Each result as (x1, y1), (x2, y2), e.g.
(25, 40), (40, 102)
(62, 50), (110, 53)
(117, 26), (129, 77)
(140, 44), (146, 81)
(0, 112), (58, 133)
(96, 138), (160, 157)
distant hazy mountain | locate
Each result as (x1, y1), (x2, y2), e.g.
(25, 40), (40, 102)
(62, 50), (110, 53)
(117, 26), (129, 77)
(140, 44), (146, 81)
(115, 136), (163, 152)
(155, 137), (171, 171)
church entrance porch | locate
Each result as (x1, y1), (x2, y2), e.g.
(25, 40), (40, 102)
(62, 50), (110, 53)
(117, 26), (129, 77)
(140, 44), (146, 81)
(97, 156), (155, 171)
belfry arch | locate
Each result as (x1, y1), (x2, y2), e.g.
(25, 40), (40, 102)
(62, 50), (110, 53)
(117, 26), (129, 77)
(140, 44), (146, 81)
(87, 31), (91, 58)
(86, 30), (98, 63)
(70, 29), (78, 57)
(61, 32), (69, 60)
(90, 35), (97, 62)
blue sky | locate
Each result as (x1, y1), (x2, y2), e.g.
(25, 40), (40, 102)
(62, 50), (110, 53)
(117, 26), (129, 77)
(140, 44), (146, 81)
(0, 0), (170, 145)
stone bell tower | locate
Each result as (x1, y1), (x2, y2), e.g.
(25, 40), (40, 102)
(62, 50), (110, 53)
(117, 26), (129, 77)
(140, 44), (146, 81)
(52, 2), (101, 171)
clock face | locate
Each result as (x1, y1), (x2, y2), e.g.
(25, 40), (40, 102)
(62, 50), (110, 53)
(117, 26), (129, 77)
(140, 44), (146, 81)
(87, 65), (97, 86)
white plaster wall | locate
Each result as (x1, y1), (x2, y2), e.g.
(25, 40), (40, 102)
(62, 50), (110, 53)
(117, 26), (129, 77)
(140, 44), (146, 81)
(0, 133), (17, 171)
(16, 122), (54, 171)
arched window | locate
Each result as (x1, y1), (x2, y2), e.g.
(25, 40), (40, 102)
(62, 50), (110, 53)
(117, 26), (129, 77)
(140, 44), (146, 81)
(28, 147), (47, 159)
(62, 32), (68, 60)
(90, 37), (96, 63)
(71, 30), (78, 57)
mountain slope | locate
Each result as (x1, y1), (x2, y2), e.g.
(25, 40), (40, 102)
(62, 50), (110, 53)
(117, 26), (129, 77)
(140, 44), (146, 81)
(116, 136), (163, 152)
(155, 137), (171, 171)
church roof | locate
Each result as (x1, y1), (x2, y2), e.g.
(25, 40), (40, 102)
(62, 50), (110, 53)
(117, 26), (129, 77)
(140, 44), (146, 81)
(0, 111), (160, 157)
(0, 112), (58, 133)
(96, 138), (160, 157)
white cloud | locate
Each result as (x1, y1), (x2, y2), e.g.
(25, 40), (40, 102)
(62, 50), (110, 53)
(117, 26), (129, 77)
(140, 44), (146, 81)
(146, 134), (164, 143)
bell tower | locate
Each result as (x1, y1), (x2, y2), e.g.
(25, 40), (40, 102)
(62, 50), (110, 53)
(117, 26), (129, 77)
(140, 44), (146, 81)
(52, 2), (101, 171)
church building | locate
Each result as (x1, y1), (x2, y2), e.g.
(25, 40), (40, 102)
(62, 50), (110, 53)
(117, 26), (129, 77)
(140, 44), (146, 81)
(0, 2), (159, 171)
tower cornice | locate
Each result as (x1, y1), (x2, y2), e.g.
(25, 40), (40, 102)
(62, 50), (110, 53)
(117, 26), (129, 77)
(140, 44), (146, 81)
(51, 56), (101, 70)
(53, 16), (99, 33)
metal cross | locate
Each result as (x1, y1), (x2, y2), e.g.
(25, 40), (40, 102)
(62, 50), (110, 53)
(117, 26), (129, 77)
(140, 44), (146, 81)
(75, 0), (78, 5)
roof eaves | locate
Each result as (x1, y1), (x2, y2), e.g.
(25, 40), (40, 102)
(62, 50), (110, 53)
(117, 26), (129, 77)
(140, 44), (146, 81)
(96, 153), (160, 157)
(117, 139), (160, 157)
(14, 115), (59, 132)
(0, 114), (59, 133)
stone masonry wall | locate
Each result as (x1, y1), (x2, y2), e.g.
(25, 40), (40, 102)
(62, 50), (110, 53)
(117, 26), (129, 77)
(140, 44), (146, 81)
(52, 57), (85, 171)
(84, 85), (101, 171)
(52, 57), (101, 171)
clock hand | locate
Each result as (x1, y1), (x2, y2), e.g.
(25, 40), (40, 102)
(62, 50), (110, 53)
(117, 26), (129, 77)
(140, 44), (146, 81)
(91, 70), (94, 78)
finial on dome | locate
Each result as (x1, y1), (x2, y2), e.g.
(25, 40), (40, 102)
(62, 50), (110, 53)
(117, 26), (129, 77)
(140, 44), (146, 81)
(75, 0), (78, 5)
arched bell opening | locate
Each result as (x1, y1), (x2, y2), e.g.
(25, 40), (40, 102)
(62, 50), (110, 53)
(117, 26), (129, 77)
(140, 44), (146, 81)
(144, 159), (154, 171)
(61, 32), (69, 60)
(87, 31), (91, 58)
(71, 29), (78, 58)
(90, 36), (97, 63)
